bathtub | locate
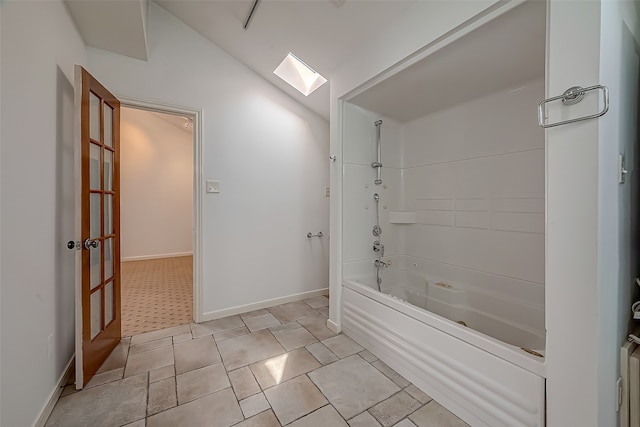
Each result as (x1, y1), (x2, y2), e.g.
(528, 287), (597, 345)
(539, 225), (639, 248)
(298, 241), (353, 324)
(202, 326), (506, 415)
(341, 272), (546, 427)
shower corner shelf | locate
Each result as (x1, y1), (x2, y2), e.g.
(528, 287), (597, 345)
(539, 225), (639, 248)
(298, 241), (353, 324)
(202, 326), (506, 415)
(389, 211), (417, 224)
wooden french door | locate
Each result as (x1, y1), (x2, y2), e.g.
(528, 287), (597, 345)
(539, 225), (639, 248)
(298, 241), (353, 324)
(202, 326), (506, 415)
(74, 66), (121, 388)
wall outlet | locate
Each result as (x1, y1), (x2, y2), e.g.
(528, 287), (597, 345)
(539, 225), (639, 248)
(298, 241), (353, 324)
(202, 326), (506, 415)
(47, 333), (54, 359)
(325, 186), (330, 197)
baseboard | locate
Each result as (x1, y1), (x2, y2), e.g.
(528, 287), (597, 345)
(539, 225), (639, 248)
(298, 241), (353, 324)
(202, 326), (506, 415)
(201, 288), (329, 322)
(327, 319), (342, 333)
(122, 252), (193, 262)
(33, 357), (74, 427)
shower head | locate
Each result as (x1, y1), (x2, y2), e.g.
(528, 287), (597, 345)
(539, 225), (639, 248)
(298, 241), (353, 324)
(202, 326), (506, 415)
(373, 193), (379, 201)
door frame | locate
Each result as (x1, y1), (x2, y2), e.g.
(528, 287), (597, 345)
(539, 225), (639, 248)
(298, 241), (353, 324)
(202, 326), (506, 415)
(118, 96), (204, 323)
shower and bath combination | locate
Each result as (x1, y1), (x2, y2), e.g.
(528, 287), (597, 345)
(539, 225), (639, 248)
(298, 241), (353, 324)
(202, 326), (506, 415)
(372, 120), (385, 291)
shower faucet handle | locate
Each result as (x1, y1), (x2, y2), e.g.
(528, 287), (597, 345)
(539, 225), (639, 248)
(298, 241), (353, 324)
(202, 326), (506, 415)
(373, 241), (385, 256)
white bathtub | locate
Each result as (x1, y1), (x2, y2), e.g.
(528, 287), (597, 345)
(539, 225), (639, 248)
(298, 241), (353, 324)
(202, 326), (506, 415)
(341, 274), (546, 427)
(354, 269), (545, 353)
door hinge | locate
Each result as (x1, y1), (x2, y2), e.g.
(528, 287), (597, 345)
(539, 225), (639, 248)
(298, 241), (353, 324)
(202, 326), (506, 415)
(616, 376), (623, 412)
(619, 154), (628, 184)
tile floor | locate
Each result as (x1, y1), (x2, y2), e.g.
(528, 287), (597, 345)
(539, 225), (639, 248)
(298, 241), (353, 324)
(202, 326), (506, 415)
(46, 296), (468, 427)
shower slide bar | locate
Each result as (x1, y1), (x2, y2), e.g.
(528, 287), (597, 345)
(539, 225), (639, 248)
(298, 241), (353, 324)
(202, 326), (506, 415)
(372, 120), (383, 185)
(307, 232), (323, 238)
(538, 85), (609, 128)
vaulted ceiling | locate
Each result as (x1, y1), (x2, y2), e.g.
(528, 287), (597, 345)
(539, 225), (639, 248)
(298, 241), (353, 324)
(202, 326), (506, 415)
(64, 0), (415, 120)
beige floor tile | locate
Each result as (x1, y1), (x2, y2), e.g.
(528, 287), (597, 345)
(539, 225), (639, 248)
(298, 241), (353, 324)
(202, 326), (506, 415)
(96, 339), (130, 374)
(240, 392), (271, 418)
(129, 337), (173, 355)
(250, 347), (321, 389)
(86, 368), (124, 389)
(298, 315), (338, 340)
(214, 326), (250, 342)
(393, 420), (418, 427)
(289, 405), (348, 427)
(308, 355), (400, 420)
(264, 375), (328, 425)
(306, 342), (339, 365)
(303, 295), (330, 308)
(218, 329), (285, 370)
(45, 375), (148, 427)
(147, 377), (177, 416)
(269, 301), (319, 323)
(173, 332), (193, 344)
(348, 411), (382, 427)
(130, 324), (191, 345)
(228, 366), (262, 400)
(269, 322), (302, 334)
(122, 420), (146, 427)
(321, 335), (364, 359)
(176, 363), (230, 404)
(244, 313), (281, 332)
(124, 345), (174, 377)
(369, 391), (421, 427)
(173, 335), (221, 374)
(147, 388), (243, 427)
(200, 315), (245, 333)
(358, 350), (378, 363)
(372, 360), (410, 388)
(190, 323), (216, 338)
(240, 308), (270, 320)
(273, 327), (318, 351)
(234, 409), (281, 427)
(149, 365), (175, 383)
(317, 307), (330, 318)
(408, 401), (469, 427)
(404, 385), (432, 405)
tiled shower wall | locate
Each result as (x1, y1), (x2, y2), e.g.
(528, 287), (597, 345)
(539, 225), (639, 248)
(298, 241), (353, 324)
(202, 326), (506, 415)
(402, 78), (545, 291)
(343, 77), (545, 306)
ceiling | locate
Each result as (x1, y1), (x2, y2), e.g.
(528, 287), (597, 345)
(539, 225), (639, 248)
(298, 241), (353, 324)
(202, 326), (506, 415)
(349, 1), (547, 123)
(66, 0), (415, 120)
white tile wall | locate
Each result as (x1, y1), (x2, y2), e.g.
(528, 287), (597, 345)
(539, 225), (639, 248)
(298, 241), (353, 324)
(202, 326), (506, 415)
(342, 77), (545, 306)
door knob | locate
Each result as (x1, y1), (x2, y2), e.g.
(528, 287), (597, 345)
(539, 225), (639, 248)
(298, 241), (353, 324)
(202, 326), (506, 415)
(84, 239), (99, 250)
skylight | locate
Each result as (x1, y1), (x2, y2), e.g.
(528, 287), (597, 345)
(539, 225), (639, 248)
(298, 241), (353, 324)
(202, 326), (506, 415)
(273, 53), (327, 96)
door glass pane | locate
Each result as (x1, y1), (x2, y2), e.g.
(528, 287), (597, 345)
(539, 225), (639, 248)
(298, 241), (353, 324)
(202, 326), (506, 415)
(104, 238), (113, 281)
(90, 92), (101, 142)
(90, 289), (102, 339)
(104, 150), (113, 191)
(90, 143), (101, 190)
(105, 281), (114, 325)
(104, 195), (113, 235)
(90, 243), (101, 290)
(90, 193), (101, 238)
(104, 105), (113, 148)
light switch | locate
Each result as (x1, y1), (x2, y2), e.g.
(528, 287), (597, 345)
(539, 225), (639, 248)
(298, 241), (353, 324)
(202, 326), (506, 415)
(206, 180), (220, 193)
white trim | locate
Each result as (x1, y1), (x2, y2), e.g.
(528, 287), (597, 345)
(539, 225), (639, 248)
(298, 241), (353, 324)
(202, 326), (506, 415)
(33, 357), (74, 427)
(201, 288), (330, 322)
(117, 96), (203, 323)
(326, 319), (341, 333)
(121, 252), (193, 262)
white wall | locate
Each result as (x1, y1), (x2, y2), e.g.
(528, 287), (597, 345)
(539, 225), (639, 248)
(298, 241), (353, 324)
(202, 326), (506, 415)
(401, 79), (545, 292)
(341, 103), (402, 278)
(120, 108), (193, 261)
(0, 1), (86, 425)
(88, 2), (329, 316)
(596, 2), (639, 425)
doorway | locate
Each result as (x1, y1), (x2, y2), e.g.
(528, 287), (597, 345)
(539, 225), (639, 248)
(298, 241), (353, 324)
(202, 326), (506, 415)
(119, 105), (196, 336)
